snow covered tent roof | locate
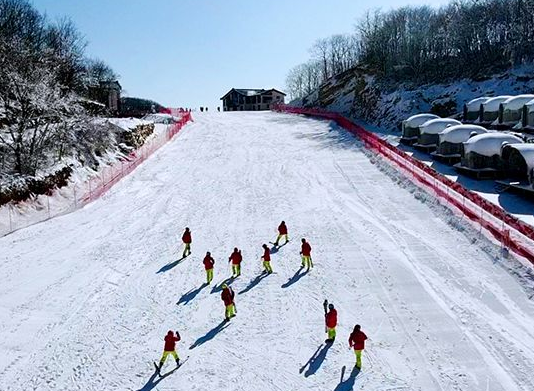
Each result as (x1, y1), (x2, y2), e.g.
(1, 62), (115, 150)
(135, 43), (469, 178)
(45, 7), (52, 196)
(501, 95), (534, 111)
(482, 96), (513, 112)
(419, 118), (461, 135)
(439, 125), (489, 144)
(463, 133), (524, 157)
(465, 97), (491, 111)
(403, 113), (439, 128)
(501, 143), (534, 173)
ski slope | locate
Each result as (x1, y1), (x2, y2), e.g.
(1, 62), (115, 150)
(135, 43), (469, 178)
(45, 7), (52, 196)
(1, 112), (534, 391)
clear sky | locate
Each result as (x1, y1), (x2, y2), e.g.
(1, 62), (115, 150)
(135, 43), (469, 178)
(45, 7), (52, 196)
(33, 0), (447, 110)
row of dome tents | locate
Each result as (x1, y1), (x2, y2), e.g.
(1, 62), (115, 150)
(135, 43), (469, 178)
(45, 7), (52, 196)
(400, 113), (534, 192)
(463, 94), (534, 129)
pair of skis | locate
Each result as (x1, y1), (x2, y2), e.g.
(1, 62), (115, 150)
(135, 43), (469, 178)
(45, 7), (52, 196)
(153, 357), (189, 378)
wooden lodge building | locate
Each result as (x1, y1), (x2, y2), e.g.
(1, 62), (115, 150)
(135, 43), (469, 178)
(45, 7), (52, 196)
(220, 88), (286, 111)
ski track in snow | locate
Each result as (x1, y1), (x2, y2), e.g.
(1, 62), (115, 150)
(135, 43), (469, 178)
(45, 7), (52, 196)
(1, 112), (534, 390)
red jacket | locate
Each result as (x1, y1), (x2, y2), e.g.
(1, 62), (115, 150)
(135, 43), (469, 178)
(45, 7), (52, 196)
(325, 309), (337, 328)
(301, 242), (311, 257)
(221, 287), (235, 306)
(262, 247), (271, 262)
(164, 332), (180, 351)
(229, 251), (242, 265)
(278, 223), (288, 235)
(182, 231), (191, 244)
(203, 255), (215, 270)
(349, 330), (367, 350)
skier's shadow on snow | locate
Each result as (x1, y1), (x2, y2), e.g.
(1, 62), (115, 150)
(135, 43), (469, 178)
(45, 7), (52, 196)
(176, 283), (208, 306)
(189, 320), (230, 350)
(238, 273), (269, 295)
(333, 365), (360, 391)
(281, 267), (308, 288)
(156, 257), (185, 274)
(211, 278), (235, 293)
(300, 343), (332, 377)
(137, 367), (177, 391)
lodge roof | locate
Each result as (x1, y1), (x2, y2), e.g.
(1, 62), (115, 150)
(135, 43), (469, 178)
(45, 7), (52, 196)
(220, 88), (286, 100)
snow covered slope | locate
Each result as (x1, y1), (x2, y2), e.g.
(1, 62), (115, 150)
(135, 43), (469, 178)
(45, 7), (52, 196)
(1, 112), (534, 391)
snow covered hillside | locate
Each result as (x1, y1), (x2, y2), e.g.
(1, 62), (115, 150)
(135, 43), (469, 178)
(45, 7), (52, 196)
(1, 112), (534, 391)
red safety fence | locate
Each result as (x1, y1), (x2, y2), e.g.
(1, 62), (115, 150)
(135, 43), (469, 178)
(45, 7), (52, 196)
(273, 104), (534, 266)
(0, 111), (192, 237)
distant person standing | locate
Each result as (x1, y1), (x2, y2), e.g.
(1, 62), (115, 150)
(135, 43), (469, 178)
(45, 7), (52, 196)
(181, 227), (192, 258)
(325, 303), (337, 343)
(261, 244), (273, 274)
(200, 107), (204, 112)
(217, 106), (221, 112)
(203, 251), (215, 284)
(274, 221), (288, 246)
(348, 325), (368, 369)
(300, 238), (313, 270)
(228, 248), (242, 277)
(221, 283), (236, 321)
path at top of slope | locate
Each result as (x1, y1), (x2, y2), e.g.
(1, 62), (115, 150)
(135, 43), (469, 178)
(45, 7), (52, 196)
(1, 112), (534, 391)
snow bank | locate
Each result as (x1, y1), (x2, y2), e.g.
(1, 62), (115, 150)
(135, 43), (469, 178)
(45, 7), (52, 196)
(420, 118), (461, 135)
(106, 117), (153, 132)
(463, 133), (524, 157)
(439, 124), (489, 144)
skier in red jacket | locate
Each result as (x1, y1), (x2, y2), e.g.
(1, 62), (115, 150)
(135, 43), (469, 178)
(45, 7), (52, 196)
(325, 303), (338, 343)
(300, 238), (313, 270)
(348, 324), (368, 369)
(203, 251), (215, 284)
(221, 283), (236, 321)
(261, 244), (273, 274)
(228, 248), (242, 277)
(274, 221), (288, 246)
(157, 330), (181, 371)
(182, 227), (192, 258)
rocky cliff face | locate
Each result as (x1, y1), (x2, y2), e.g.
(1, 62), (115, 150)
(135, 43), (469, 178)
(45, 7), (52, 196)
(293, 66), (534, 132)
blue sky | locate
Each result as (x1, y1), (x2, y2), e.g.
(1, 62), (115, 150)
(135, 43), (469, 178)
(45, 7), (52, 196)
(33, 0), (447, 110)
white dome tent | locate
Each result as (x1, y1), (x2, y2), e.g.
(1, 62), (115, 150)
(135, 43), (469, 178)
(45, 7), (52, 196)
(496, 95), (534, 127)
(463, 97), (491, 122)
(501, 144), (534, 185)
(432, 124), (489, 163)
(480, 96), (512, 124)
(520, 98), (534, 129)
(414, 118), (462, 150)
(455, 133), (524, 179)
(400, 113), (440, 144)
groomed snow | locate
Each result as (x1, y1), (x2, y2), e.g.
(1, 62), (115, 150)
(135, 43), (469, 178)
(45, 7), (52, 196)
(439, 124), (489, 144)
(464, 133), (524, 157)
(420, 118), (461, 135)
(403, 113), (439, 128)
(1, 112), (534, 391)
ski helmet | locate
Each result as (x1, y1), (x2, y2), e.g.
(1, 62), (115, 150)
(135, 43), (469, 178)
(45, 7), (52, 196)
(328, 303), (334, 310)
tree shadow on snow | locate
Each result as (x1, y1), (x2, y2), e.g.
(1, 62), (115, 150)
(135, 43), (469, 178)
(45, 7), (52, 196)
(238, 273), (269, 295)
(156, 257), (185, 274)
(176, 283), (208, 306)
(189, 320), (230, 350)
(333, 365), (360, 391)
(281, 267), (308, 289)
(300, 343), (332, 377)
